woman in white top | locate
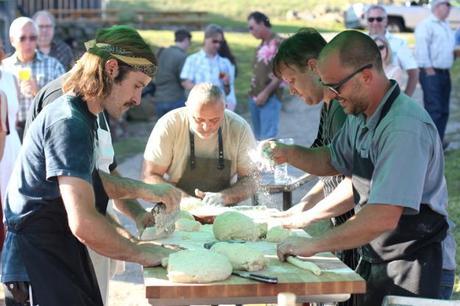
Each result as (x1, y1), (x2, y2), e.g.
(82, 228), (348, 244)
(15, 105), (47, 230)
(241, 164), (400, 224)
(374, 35), (404, 87)
(0, 40), (21, 205)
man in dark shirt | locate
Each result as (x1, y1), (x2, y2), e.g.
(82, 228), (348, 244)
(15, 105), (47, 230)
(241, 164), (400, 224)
(153, 29), (191, 118)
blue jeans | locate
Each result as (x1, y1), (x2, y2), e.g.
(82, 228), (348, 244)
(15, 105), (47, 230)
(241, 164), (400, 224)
(249, 95), (281, 140)
(154, 98), (186, 118)
(419, 69), (451, 142)
(439, 269), (455, 299)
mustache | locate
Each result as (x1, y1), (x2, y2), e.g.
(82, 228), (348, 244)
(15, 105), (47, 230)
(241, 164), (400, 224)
(124, 100), (137, 107)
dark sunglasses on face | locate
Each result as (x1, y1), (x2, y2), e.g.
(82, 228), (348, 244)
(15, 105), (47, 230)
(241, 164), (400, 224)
(320, 63), (373, 96)
(368, 17), (384, 23)
(212, 39), (222, 44)
(19, 35), (37, 42)
(377, 45), (386, 51)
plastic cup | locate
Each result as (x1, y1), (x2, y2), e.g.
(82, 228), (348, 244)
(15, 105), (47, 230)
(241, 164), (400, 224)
(274, 137), (294, 184)
(18, 67), (31, 81)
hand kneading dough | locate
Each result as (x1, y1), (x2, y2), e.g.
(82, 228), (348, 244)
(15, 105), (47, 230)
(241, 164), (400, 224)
(177, 210), (195, 220)
(256, 222), (268, 239)
(167, 250), (232, 283)
(286, 256), (322, 275)
(265, 226), (291, 242)
(210, 242), (266, 271)
(213, 211), (259, 241)
(175, 218), (201, 232)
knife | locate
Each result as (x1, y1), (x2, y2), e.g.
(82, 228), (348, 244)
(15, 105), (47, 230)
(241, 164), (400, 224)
(203, 240), (246, 249)
(232, 271), (278, 284)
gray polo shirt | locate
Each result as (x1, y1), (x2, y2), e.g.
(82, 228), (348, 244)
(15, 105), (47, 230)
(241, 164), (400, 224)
(329, 83), (455, 269)
(154, 45), (187, 103)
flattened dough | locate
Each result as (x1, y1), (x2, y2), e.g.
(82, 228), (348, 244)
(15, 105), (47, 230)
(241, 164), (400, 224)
(167, 249), (232, 283)
(213, 211), (259, 241)
(265, 226), (291, 242)
(177, 210), (195, 220)
(175, 218), (201, 232)
(211, 242), (266, 271)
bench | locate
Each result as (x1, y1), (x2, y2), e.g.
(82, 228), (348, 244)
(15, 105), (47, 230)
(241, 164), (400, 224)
(134, 10), (208, 28)
(48, 8), (120, 24)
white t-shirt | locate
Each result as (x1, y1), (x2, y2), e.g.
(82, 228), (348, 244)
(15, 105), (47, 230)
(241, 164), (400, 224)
(144, 107), (256, 183)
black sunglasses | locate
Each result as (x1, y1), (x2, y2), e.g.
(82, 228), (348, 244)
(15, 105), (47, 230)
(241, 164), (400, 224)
(368, 17), (384, 23)
(321, 64), (373, 96)
(212, 39), (222, 44)
(19, 35), (37, 42)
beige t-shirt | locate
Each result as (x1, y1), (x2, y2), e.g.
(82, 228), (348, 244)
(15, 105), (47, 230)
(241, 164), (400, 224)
(144, 107), (257, 183)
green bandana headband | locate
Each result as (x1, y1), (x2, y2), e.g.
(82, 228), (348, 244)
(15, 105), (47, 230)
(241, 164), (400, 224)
(84, 40), (156, 78)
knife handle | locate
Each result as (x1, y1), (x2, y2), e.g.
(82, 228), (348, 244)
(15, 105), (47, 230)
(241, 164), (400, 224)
(248, 273), (278, 284)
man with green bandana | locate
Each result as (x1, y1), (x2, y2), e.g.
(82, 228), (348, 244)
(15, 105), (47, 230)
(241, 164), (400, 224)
(1, 26), (177, 306)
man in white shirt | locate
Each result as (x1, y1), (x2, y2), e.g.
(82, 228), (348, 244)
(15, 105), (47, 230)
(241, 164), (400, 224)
(180, 24), (234, 107)
(142, 83), (257, 207)
(366, 5), (419, 97)
(415, 0), (456, 144)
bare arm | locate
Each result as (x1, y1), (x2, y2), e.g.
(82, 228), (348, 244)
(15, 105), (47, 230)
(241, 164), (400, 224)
(277, 203), (403, 260)
(98, 169), (180, 213)
(404, 68), (419, 97)
(280, 178), (355, 228)
(255, 78), (282, 106)
(0, 131), (5, 161)
(265, 141), (339, 176)
(58, 176), (164, 266)
(218, 175), (258, 205)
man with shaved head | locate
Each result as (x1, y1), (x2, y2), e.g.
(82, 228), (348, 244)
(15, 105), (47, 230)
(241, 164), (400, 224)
(143, 83), (257, 207)
(264, 30), (452, 305)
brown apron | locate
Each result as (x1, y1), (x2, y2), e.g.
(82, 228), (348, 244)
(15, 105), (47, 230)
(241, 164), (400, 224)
(176, 128), (232, 196)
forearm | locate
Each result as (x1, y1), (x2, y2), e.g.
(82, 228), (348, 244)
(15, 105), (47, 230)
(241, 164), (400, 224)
(0, 133), (6, 160)
(303, 178), (354, 225)
(112, 198), (147, 223)
(299, 180), (325, 211)
(287, 146), (338, 176)
(404, 68), (419, 97)
(261, 78), (281, 97)
(106, 212), (137, 241)
(309, 204), (402, 254)
(99, 170), (162, 202)
(220, 175), (258, 205)
(143, 171), (196, 200)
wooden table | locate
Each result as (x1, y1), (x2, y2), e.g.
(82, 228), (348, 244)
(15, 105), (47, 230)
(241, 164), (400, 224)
(257, 165), (317, 210)
(143, 226), (366, 305)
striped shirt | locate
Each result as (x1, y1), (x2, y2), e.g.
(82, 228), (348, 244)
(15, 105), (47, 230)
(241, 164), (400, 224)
(2, 51), (65, 122)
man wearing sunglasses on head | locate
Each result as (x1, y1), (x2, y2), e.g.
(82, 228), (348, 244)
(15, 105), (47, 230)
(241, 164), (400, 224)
(366, 5), (419, 97)
(264, 30), (452, 305)
(1, 17), (65, 141)
(180, 24), (234, 108)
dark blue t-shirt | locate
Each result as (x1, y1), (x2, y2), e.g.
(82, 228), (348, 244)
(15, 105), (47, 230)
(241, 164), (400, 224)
(2, 94), (97, 282)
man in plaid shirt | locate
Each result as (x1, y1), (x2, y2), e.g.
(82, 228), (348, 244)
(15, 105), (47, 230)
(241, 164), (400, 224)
(2, 17), (65, 140)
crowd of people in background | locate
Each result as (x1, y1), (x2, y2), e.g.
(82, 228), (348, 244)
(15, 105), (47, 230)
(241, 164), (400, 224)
(0, 2), (459, 305)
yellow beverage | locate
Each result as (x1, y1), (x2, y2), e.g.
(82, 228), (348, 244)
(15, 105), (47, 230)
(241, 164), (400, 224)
(18, 67), (31, 81)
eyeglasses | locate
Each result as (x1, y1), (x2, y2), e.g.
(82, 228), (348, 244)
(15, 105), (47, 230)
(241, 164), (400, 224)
(38, 24), (53, 29)
(212, 39), (222, 44)
(367, 17), (384, 23)
(321, 64), (373, 96)
(377, 45), (386, 51)
(19, 35), (37, 43)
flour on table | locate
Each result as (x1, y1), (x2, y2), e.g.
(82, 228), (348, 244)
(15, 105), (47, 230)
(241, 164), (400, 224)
(213, 211), (259, 241)
(211, 242), (266, 272)
(167, 249), (232, 283)
(177, 210), (195, 220)
(141, 226), (169, 240)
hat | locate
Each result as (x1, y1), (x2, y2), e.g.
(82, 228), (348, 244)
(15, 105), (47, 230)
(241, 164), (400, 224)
(431, 0), (450, 9)
(84, 39), (156, 78)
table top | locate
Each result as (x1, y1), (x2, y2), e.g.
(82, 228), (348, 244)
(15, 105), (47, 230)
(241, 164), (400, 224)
(143, 225), (365, 302)
(259, 165), (316, 193)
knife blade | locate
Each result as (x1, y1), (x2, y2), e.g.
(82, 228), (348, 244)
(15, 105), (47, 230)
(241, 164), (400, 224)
(203, 240), (246, 249)
(232, 271), (278, 284)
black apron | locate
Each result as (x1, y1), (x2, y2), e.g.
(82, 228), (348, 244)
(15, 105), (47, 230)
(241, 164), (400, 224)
(352, 83), (447, 306)
(176, 128), (232, 196)
(7, 201), (103, 305)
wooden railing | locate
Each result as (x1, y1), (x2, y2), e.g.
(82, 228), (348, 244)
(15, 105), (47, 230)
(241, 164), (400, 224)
(47, 8), (120, 24)
(135, 10), (208, 28)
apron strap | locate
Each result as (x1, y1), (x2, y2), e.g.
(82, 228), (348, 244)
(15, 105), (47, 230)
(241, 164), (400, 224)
(189, 128), (225, 170)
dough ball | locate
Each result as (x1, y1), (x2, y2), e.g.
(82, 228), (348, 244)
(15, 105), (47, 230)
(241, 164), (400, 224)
(180, 198), (204, 211)
(256, 222), (268, 239)
(177, 210), (195, 220)
(266, 226), (291, 243)
(161, 257), (168, 268)
(213, 211), (259, 241)
(175, 218), (201, 232)
(211, 242), (266, 272)
(141, 226), (169, 240)
(167, 249), (232, 283)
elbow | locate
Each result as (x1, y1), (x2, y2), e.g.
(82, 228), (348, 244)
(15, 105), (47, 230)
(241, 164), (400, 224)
(67, 216), (96, 245)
